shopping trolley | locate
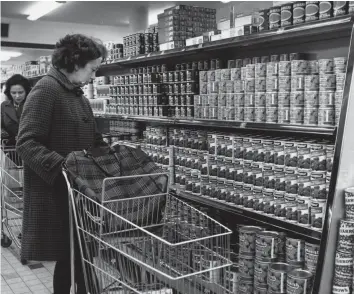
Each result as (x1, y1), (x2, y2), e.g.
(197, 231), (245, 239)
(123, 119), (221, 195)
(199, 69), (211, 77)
(0, 140), (27, 264)
(63, 164), (233, 294)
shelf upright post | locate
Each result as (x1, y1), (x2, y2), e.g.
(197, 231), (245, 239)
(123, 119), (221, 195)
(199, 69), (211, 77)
(315, 20), (354, 294)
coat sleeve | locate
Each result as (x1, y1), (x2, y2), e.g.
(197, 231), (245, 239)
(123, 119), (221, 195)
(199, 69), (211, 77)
(16, 84), (65, 186)
(1, 103), (10, 139)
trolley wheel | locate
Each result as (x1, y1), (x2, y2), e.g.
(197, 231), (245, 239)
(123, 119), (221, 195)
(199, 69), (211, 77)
(1, 235), (12, 248)
(21, 259), (27, 265)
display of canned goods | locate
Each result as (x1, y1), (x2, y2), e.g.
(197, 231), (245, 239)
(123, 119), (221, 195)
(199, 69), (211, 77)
(268, 262), (294, 293)
(304, 91), (319, 107)
(279, 61), (291, 76)
(304, 107), (318, 125)
(291, 75), (305, 91)
(334, 57), (347, 73)
(255, 78), (266, 92)
(278, 107), (290, 124)
(278, 91), (290, 106)
(305, 1), (319, 22)
(336, 72), (346, 91)
(304, 75), (319, 91)
(290, 106), (305, 125)
(311, 198), (327, 230)
(266, 92), (278, 107)
(279, 76), (291, 91)
(266, 77), (279, 92)
(266, 107), (278, 123)
(255, 107), (266, 122)
(290, 91), (305, 106)
(334, 1), (349, 16)
(287, 269), (313, 294)
(291, 60), (308, 75)
(266, 62), (278, 76)
(319, 1), (333, 19)
(255, 92), (266, 107)
(245, 79), (255, 93)
(318, 107), (335, 126)
(319, 91), (335, 107)
(244, 107), (255, 122)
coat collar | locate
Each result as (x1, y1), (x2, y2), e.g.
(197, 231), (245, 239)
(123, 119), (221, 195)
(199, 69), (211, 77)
(2, 101), (19, 123)
(47, 67), (84, 96)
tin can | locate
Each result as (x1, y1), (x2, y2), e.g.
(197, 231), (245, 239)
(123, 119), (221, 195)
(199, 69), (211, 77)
(309, 60), (319, 74)
(285, 193), (298, 222)
(235, 93), (245, 107)
(255, 63), (267, 77)
(239, 253), (255, 279)
(278, 92), (290, 106)
(263, 193), (275, 215)
(255, 92), (266, 107)
(244, 93), (255, 107)
(256, 231), (279, 259)
(255, 107), (266, 122)
(291, 75), (305, 91)
(304, 107), (318, 125)
(253, 57), (261, 64)
(335, 90), (343, 106)
(243, 58), (252, 67)
(319, 59), (334, 74)
(235, 59), (243, 68)
(215, 69), (222, 82)
(305, 1), (320, 22)
(246, 64), (256, 79)
(297, 195), (312, 226)
(267, 62), (278, 76)
(304, 91), (319, 107)
(254, 259), (271, 286)
(258, 9), (270, 32)
(337, 219), (354, 252)
(266, 107), (278, 123)
(336, 72), (346, 91)
(279, 76), (291, 91)
(238, 276), (254, 294)
(216, 59), (222, 69)
(255, 78), (266, 92)
(274, 191), (286, 218)
(266, 92), (278, 107)
(293, 2), (306, 24)
(290, 92), (305, 106)
(221, 69), (231, 81)
(334, 250), (353, 287)
(334, 57), (347, 73)
(261, 56), (270, 63)
(319, 91), (335, 106)
(344, 187), (354, 220)
(266, 77), (278, 92)
(333, 1), (349, 16)
(286, 237), (305, 265)
(291, 60), (308, 75)
(244, 107), (255, 122)
(231, 68), (242, 80)
(245, 79), (255, 92)
(268, 263), (294, 293)
(305, 75), (319, 91)
(311, 198), (326, 230)
(281, 3), (293, 27)
(318, 107), (335, 126)
(287, 269), (313, 294)
(271, 55), (279, 62)
(228, 60), (236, 69)
(235, 107), (245, 121)
(280, 54), (289, 62)
(305, 243), (320, 271)
(319, 1), (333, 19)
(279, 61), (291, 76)
(278, 107), (290, 123)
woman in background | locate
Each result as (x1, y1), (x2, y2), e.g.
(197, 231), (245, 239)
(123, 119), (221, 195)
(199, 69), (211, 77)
(1, 74), (31, 146)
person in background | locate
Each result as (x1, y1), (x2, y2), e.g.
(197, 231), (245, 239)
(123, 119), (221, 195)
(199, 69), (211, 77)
(16, 34), (107, 294)
(1, 74), (31, 146)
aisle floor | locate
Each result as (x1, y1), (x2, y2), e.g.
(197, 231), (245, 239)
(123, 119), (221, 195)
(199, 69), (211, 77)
(1, 245), (54, 294)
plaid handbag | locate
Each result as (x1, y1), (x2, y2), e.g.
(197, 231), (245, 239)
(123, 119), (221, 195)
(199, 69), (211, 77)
(64, 144), (167, 230)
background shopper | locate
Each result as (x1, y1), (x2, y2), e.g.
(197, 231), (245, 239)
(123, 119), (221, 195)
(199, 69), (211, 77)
(16, 34), (107, 294)
(1, 74), (31, 146)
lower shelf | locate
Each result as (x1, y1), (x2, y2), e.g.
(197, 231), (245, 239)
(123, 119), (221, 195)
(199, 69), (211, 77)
(170, 186), (322, 242)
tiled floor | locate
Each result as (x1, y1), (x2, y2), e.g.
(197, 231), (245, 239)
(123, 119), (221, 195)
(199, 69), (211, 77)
(1, 244), (55, 294)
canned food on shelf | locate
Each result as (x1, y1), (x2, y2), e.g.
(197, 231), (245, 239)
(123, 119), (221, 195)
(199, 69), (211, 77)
(266, 92), (278, 107)
(278, 107), (290, 124)
(318, 107), (335, 126)
(255, 107), (266, 122)
(255, 92), (266, 107)
(255, 63), (267, 77)
(279, 61), (291, 76)
(291, 75), (305, 91)
(290, 91), (305, 106)
(290, 107), (304, 124)
(304, 91), (319, 107)
(244, 107), (255, 122)
(304, 108), (319, 125)
(255, 78), (266, 92)
(291, 60), (308, 75)
(266, 107), (278, 123)
(334, 57), (347, 73)
(266, 62), (279, 76)
(305, 75), (319, 91)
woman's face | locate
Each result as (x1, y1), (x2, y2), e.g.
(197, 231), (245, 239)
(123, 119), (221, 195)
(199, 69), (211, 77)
(71, 57), (102, 86)
(10, 85), (26, 104)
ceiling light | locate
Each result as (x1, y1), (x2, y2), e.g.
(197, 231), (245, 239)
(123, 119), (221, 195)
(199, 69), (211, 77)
(221, 0), (231, 3)
(0, 51), (22, 62)
(27, 1), (64, 21)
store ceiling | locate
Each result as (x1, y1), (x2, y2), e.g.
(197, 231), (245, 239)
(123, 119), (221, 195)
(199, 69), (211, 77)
(1, 1), (222, 27)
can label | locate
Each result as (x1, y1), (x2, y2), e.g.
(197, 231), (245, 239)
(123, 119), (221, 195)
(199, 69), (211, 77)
(320, 74), (336, 90)
(290, 107), (304, 124)
(279, 61), (291, 76)
(319, 59), (334, 74)
(279, 76), (291, 91)
(266, 62), (278, 76)
(336, 72), (346, 91)
(334, 57), (347, 73)
(255, 92), (266, 107)
(256, 232), (279, 259)
(297, 196), (311, 226)
(287, 271), (313, 294)
(305, 75), (319, 91)
(255, 107), (266, 123)
(319, 91), (335, 106)
(255, 63), (267, 77)
(254, 259), (270, 285)
(278, 92), (290, 107)
(269, 7), (281, 29)
(255, 78), (266, 92)
(281, 4), (293, 27)
(291, 75), (305, 91)
(291, 60), (308, 75)
(279, 107), (290, 123)
(286, 238), (305, 263)
(258, 9), (270, 32)
(231, 68), (242, 80)
(267, 266), (289, 293)
(305, 2), (319, 21)
(334, 1), (349, 16)
(293, 2), (306, 24)
(337, 219), (354, 251)
(266, 107), (278, 123)
(319, 1), (333, 19)
(311, 198), (326, 230)
(304, 91), (319, 107)
(318, 107), (335, 126)
(234, 80), (244, 93)
(304, 108), (318, 125)
(274, 193), (286, 219)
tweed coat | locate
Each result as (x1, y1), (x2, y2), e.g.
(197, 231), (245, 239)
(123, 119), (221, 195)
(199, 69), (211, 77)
(16, 67), (105, 261)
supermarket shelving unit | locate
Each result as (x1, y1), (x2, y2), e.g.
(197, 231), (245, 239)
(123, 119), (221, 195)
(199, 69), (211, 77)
(95, 15), (354, 294)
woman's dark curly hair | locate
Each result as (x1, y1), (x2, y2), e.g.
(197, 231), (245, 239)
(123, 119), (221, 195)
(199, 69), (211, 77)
(52, 34), (108, 73)
(4, 74), (31, 103)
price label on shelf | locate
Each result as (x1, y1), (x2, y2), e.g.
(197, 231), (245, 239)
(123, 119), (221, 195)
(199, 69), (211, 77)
(240, 122), (247, 128)
(198, 43), (203, 48)
(147, 53), (151, 57)
(161, 51), (165, 55)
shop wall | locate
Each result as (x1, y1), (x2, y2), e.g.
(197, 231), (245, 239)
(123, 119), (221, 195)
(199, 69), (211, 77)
(1, 17), (131, 44)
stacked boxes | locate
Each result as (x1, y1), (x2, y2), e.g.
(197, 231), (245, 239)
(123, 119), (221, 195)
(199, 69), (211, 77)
(108, 66), (168, 117)
(104, 42), (123, 63)
(123, 25), (159, 57)
(158, 5), (217, 49)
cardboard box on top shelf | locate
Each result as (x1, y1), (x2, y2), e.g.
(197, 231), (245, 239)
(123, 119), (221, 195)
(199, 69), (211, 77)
(186, 35), (209, 46)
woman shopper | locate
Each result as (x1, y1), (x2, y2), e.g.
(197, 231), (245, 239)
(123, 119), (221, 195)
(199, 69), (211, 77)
(1, 74), (31, 146)
(16, 34), (107, 294)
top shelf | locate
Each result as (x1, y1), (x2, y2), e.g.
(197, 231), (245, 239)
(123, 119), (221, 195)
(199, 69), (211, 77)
(98, 15), (354, 74)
